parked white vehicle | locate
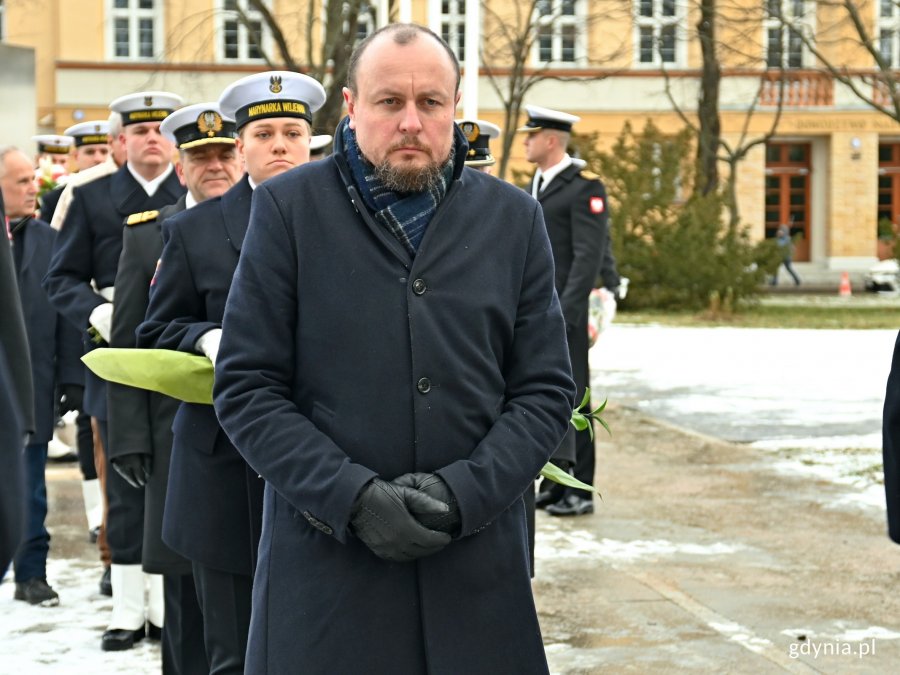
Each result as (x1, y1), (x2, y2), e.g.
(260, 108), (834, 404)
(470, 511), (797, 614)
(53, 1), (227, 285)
(864, 258), (900, 292)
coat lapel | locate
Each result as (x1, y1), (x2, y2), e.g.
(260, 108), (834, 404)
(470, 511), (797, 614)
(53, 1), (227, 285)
(220, 175), (253, 253)
(111, 165), (148, 216)
(538, 165), (577, 203)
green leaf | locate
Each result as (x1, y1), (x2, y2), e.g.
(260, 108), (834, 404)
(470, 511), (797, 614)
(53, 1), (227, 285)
(82, 348), (214, 404)
(576, 387), (592, 411)
(540, 461), (601, 497)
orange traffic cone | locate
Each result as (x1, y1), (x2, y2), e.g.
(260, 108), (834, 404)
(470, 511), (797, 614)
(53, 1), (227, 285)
(839, 271), (852, 297)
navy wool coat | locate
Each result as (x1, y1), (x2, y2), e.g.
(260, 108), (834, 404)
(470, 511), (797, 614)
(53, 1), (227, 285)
(136, 176), (263, 576)
(883, 330), (900, 543)
(213, 126), (576, 675)
(13, 218), (83, 443)
(43, 164), (184, 420)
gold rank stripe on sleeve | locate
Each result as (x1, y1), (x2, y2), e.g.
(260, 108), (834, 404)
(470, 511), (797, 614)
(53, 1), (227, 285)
(126, 210), (160, 226)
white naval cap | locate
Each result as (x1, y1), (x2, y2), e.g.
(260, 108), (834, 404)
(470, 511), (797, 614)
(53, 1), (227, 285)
(517, 105), (580, 134)
(32, 134), (74, 155)
(64, 121), (110, 147)
(218, 71), (327, 131)
(456, 119), (501, 167)
(310, 134), (333, 153)
(108, 91), (184, 126)
(160, 102), (236, 149)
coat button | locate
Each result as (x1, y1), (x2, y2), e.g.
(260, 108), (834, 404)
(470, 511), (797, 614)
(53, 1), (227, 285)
(412, 278), (427, 295)
(417, 377), (431, 394)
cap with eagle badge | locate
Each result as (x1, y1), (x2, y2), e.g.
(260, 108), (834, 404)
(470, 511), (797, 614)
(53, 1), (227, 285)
(456, 119), (501, 167)
(160, 102), (236, 150)
(109, 91), (184, 126)
(218, 71), (327, 132)
(32, 134), (74, 156)
(64, 121), (110, 147)
(517, 105), (580, 134)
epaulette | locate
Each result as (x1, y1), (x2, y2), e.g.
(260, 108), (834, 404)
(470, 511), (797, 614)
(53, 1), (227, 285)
(579, 168), (602, 181)
(125, 210), (160, 226)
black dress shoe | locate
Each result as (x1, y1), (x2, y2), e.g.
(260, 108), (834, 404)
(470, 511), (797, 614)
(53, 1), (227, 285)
(545, 494), (594, 517)
(101, 625), (145, 651)
(99, 566), (112, 597)
(535, 490), (560, 510)
(14, 578), (60, 606)
(147, 623), (162, 640)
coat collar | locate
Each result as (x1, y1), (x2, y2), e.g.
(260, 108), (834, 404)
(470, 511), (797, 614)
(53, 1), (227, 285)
(220, 175), (253, 253)
(330, 116), (467, 267)
(110, 163), (183, 215)
(536, 163), (580, 202)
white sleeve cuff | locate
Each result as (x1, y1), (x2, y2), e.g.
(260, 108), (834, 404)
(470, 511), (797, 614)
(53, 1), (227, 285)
(196, 328), (223, 366)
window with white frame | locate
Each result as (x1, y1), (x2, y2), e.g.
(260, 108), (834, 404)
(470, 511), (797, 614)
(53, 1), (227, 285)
(765, 0), (812, 69)
(109, 0), (162, 60)
(440, 0), (466, 61)
(219, 0), (271, 62)
(879, 0), (900, 67)
(634, 0), (682, 67)
(533, 0), (583, 65)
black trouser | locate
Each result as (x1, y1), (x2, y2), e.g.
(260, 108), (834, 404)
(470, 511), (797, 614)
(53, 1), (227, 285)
(76, 411), (96, 480)
(98, 421), (144, 564)
(163, 572), (209, 675)
(192, 562), (252, 675)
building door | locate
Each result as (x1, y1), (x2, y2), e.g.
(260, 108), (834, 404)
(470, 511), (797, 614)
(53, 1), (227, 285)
(765, 143), (811, 261)
(878, 144), (900, 252)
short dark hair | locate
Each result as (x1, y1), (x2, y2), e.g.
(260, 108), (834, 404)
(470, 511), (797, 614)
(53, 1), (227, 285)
(346, 23), (460, 95)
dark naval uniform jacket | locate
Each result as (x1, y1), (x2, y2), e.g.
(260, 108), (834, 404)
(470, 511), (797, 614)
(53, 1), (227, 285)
(11, 217), (83, 444)
(43, 163), (184, 420)
(529, 162), (608, 464)
(212, 121), (575, 674)
(883, 331), (900, 543)
(136, 176), (262, 577)
(108, 196), (190, 575)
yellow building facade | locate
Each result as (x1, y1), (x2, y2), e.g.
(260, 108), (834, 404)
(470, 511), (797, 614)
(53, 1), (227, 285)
(3, 0), (898, 271)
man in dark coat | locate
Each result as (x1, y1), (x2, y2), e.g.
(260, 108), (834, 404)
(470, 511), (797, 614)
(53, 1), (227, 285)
(521, 104), (608, 517)
(0, 190), (33, 575)
(1, 147), (83, 605)
(43, 90), (185, 651)
(213, 25), (575, 674)
(109, 101), (241, 674)
(136, 73), (326, 675)
(883, 333), (900, 544)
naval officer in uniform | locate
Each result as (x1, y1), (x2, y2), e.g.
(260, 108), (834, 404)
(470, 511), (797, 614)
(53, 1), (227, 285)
(43, 90), (185, 651)
(109, 102), (241, 673)
(521, 104), (608, 518)
(137, 71), (326, 674)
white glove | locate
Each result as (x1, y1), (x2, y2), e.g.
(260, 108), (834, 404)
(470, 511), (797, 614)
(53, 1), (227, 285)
(88, 302), (114, 343)
(196, 328), (223, 367)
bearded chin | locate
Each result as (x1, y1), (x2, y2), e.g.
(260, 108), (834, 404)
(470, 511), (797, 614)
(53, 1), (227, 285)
(373, 157), (444, 194)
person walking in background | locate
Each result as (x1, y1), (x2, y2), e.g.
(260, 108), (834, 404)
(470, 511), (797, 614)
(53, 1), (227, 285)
(213, 24), (574, 673)
(772, 223), (801, 286)
(521, 105), (608, 519)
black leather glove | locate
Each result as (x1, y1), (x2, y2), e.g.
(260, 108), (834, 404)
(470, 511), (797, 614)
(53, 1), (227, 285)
(111, 453), (152, 489)
(349, 478), (451, 562)
(57, 384), (84, 415)
(393, 472), (461, 536)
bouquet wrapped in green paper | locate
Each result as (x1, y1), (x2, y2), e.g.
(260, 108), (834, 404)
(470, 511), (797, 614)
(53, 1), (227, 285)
(82, 348), (605, 495)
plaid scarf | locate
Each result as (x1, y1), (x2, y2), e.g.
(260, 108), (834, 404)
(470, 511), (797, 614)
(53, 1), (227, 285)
(341, 123), (455, 256)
